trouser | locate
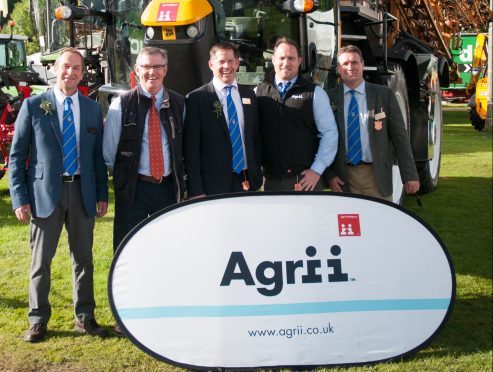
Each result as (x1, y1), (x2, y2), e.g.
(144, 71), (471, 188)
(113, 175), (175, 252)
(28, 179), (96, 324)
(346, 164), (392, 201)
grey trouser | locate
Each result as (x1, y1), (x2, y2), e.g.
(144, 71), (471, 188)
(28, 180), (96, 324)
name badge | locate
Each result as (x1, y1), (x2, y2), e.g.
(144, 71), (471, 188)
(375, 112), (386, 120)
(242, 98), (251, 105)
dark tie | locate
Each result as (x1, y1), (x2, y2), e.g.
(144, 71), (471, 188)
(225, 86), (245, 174)
(279, 81), (292, 100)
(347, 90), (362, 165)
(62, 97), (77, 175)
(148, 95), (164, 180)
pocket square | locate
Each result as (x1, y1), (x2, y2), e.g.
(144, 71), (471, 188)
(87, 127), (97, 134)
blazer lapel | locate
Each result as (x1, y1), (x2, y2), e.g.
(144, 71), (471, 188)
(336, 84), (346, 146)
(77, 92), (87, 149)
(365, 83), (376, 140)
(206, 81), (229, 135)
(46, 90), (62, 148)
(238, 85), (252, 136)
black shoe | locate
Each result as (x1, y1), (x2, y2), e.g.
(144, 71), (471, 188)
(24, 323), (47, 343)
(114, 323), (126, 338)
(74, 318), (108, 337)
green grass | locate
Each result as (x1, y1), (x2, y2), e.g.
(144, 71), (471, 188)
(0, 107), (491, 371)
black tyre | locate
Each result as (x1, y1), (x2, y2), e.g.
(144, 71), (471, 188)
(416, 82), (442, 194)
(469, 107), (485, 131)
(386, 62), (410, 204)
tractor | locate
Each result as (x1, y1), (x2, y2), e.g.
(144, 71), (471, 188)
(0, 33), (40, 180)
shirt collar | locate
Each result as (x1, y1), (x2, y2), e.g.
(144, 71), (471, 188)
(53, 86), (79, 106)
(275, 76), (298, 88)
(139, 85), (164, 102)
(343, 81), (365, 95)
(213, 77), (238, 92)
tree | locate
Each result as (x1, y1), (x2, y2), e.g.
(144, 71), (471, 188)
(8, 0), (40, 54)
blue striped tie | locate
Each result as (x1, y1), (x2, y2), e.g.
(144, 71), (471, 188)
(347, 90), (362, 165)
(279, 81), (292, 100)
(225, 86), (245, 174)
(62, 97), (78, 175)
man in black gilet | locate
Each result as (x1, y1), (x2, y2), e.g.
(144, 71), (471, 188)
(256, 37), (338, 191)
(103, 47), (185, 336)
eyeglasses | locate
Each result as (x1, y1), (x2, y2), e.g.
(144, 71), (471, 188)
(138, 64), (166, 72)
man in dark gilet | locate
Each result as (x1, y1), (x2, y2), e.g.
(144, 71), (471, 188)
(256, 37), (338, 191)
(103, 47), (185, 336)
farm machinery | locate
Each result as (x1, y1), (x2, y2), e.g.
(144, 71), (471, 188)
(33, 0), (490, 201)
(0, 33), (40, 180)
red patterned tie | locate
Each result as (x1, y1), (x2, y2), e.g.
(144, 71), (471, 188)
(149, 95), (164, 180)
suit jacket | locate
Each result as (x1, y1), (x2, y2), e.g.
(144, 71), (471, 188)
(325, 82), (418, 196)
(184, 81), (262, 197)
(9, 89), (108, 218)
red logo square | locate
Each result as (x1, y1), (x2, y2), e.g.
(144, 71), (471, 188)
(338, 214), (361, 236)
(157, 3), (179, 22)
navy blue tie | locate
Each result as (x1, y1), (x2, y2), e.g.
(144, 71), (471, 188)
(347, 90), (362, 165)
(225, 86), (245, 174)
(62, 97), (77, 175)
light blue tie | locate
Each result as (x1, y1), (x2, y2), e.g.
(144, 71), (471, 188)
(347, 90), (362, 165)
(225, 86), (245, 174)
(62, 97), (78, 175)
(279, 81), (292, 100)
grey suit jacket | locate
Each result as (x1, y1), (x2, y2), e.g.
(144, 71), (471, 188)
(325, 82), (418, 196)
(9, 89), (108, 218)
(184, 81), (263, 197)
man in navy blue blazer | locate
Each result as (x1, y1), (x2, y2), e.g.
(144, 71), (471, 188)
(9, 48), (108, 342)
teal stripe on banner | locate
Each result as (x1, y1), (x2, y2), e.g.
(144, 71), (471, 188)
(117, 299), (450, 320)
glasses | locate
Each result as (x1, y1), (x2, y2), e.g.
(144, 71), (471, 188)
(138, 64), (166, 72)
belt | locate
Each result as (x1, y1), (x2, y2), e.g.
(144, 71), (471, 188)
(347, 161), (373, 167)
(138, 174), (170, 184)
(62, 175), (80, 182)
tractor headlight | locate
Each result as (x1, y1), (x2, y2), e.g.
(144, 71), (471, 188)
(146, 27), (155, 39)
(186, 25), (199, 38)
(55, 6), (72, 20)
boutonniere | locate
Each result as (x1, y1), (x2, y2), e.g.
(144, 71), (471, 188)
(40, 99), (54, 116)
(212, 100), (223, 118)
(330, 102), (341, 112)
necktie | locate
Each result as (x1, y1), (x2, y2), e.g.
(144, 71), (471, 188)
(148, 95), (164, 180)
(225, 86), (245, 174)
(62, 97), (77, 175)
(347, 90), (362, 165)
(279, 81), (292, 100)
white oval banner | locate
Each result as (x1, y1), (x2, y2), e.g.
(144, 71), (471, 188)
(109, 193), (455, 369)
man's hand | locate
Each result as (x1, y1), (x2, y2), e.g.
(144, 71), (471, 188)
(14, 204), (32, 224)
(299, 169), (321, 191)
(96, 201), (108, 217)
(328, 176), (345, 192)
(404, 180), (420, 195)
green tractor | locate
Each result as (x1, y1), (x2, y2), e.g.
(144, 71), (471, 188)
(0, 33), (40, 180)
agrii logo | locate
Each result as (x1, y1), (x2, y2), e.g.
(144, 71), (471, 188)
(338, 214), (361, 236)
(220, 245), (349, 296)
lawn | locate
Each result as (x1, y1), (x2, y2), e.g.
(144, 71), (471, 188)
(0, 107), (491, 371)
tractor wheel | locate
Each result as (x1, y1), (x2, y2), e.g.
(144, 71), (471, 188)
(386, 62), (410, 204)
(416, 84), (442, 194)
(469, 107), (485, 131)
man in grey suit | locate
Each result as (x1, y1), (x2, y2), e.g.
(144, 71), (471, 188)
(325, 45), (419, 201)
(9, 48), (108, 342)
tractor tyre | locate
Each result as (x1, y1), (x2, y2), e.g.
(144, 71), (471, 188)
(386, 62), (410, 204)
(416, 86), (443, 194)
(469, 107), (485, 131)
